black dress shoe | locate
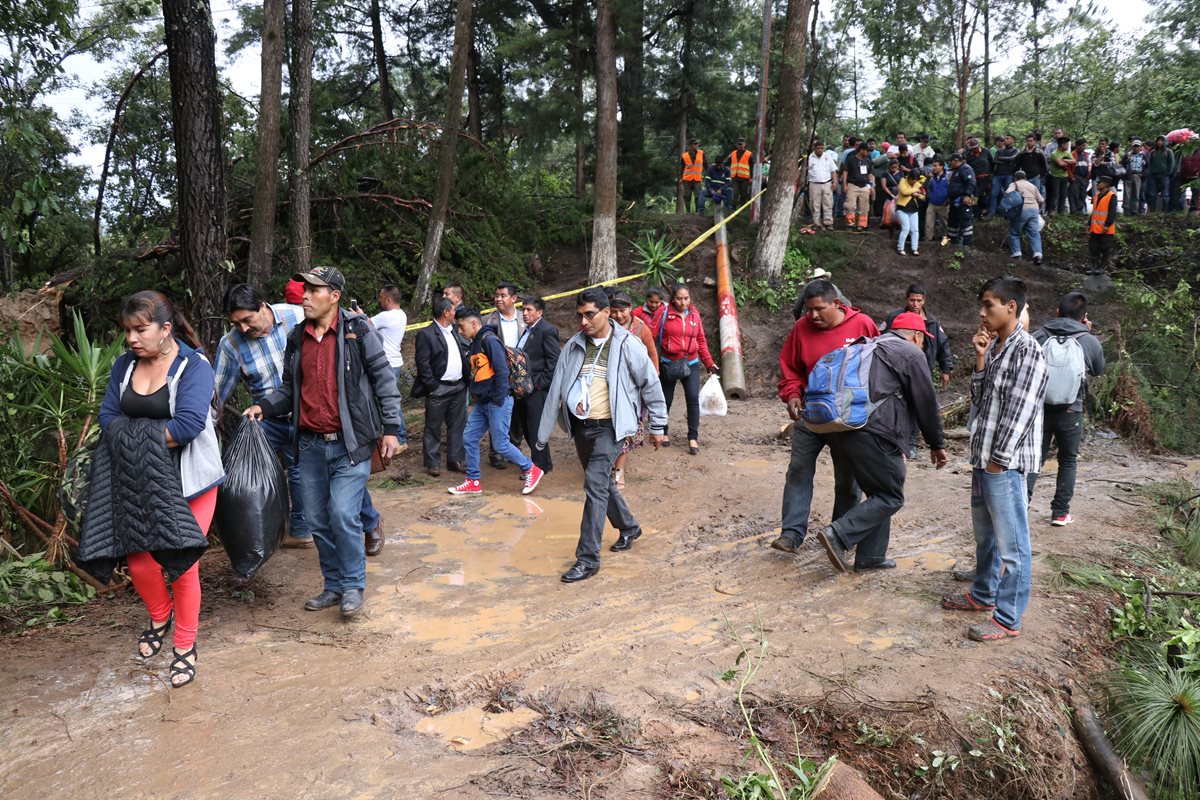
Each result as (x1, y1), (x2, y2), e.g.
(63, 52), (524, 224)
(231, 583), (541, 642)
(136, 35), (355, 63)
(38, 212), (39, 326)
(769, 535), (801, 554)
(447, 461), (466, 473)
(561, 562), (599, 583)
(489, 457), (509, 470)
(611, 532), (639, 552)
(364, 526), (384, 557)
(304, 590), (342, 611)
(855, 558), (897, 571)
(340, 588), (365, 617)
(426, 466), (441, 477)
(817, 526), (850, 573)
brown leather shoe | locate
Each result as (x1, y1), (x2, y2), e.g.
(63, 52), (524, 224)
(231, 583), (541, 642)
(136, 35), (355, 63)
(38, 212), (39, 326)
(447, 461), (466, 473)
(426, 466), (441, 477)
(282, 533), (314, 549)
(365, 523), (384, 557)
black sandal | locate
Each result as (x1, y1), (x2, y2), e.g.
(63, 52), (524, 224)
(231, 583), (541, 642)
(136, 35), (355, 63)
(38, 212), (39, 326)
(169, 646), (197, 688)
(137, 612), (174, 659)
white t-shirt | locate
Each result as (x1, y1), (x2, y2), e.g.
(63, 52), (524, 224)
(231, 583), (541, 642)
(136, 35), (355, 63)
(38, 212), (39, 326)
(371, 308), (407, 368)
(807, 151), (839, 183)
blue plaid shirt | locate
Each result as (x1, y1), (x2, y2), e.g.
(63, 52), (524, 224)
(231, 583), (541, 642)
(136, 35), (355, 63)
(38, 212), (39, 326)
(214, 304), (306, 404)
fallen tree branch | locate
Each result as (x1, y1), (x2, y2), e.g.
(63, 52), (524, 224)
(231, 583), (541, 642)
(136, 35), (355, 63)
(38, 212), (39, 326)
(1070, 695), (1151, 800)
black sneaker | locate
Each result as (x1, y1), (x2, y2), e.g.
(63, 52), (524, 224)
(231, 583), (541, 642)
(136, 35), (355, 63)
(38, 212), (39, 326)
(769, 535), (801, 554)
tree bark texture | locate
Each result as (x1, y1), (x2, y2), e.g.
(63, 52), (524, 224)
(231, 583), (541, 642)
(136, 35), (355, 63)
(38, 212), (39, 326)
(370, 0), (395, 121)
(247, 0), (285, 286)
(288, 0), (314, 277)
(615, 0), (646, 198)
(466, 24), (483, 140)
(161, 0), (227, 349)
(675, 4), (694, 214)
(589, 0), (619, 283)
(410, 0), (473, 314)
(572, 0), (586, 199)
(750, 0), (812, 280)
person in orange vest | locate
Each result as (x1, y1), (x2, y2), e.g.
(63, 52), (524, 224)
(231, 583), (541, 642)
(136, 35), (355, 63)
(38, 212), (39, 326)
(680, 138), (705, 214)
(728, 138), (755, 207)
(1087, 174), (1118, 274)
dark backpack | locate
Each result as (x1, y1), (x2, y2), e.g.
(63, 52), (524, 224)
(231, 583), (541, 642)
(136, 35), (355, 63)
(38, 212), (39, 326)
(483, 331), (534, 399)
(998, 186), (1024, 220)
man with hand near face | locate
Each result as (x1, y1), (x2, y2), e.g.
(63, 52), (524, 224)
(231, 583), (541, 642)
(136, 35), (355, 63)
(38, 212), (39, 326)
(771, 279), (878, 555)
(243, 267), (404, 618)
(941, 276), (1046, 643)
(536, 288), (667, 583)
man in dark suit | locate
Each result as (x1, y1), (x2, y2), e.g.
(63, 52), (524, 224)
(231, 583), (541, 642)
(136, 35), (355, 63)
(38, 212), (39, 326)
(413, 296), (468, 477)
(514, 295), (560, 472)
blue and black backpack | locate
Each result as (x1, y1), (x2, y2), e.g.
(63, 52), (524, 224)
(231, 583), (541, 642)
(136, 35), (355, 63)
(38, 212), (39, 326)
(801, 337), (889, 433)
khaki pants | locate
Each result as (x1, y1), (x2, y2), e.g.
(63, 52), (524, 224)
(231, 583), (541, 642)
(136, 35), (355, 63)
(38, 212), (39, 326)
(809, 181), (834, 226)
(926, 203), (948, 239)
(845, 184), (871, 228)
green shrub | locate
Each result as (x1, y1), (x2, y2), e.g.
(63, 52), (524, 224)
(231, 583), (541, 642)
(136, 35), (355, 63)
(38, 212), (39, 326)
(0, 549), (96, 630)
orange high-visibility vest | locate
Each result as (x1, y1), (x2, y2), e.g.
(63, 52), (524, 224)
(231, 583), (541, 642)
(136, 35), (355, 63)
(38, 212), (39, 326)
(1090, 191), (1115, 234)
(681, 150), (704, 181)
(729, 149), (752, 179)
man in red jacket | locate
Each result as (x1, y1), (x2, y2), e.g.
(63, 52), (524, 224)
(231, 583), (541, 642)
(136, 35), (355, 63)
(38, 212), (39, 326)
(771, 279), (879, 554)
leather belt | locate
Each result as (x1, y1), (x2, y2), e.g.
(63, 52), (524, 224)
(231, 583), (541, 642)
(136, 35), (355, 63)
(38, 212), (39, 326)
(301, 430), (341, 441)
(809, 180), (831, 184)
(572, 418), (614, 429)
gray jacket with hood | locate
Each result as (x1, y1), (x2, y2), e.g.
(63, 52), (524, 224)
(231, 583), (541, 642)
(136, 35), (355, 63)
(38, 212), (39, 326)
(536, 320), (667, 446)
(1032, 317), (1105, 412)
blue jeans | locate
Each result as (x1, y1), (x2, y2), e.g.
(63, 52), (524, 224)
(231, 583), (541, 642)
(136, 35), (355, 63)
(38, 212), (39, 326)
(896, 209), (919, 252)
(297, 433), (372, 593)
(1028, 176), (1043, 194)
(987, 175), (1009, 217)
(1007, 208), (1042, 257)
(391, 367), (410, 443)
(1145, 174), (1170, 211)
(464, 396), (532, 480)
(970, 468), (1032, 630)
(780, 424), (860, 545)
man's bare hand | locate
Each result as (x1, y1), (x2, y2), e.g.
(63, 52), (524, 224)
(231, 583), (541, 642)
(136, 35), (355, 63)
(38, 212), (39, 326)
(941, 372), (952, 388)
(786, 397), (804, 421)
(243, 404), (264, 420)
(379, 435), (402, 461)
(649, 434), (668, 451)
(931, 448), (949, 469)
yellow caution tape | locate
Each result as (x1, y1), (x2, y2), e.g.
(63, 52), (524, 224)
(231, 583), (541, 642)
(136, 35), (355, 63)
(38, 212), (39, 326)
(404, 188), (766, 332)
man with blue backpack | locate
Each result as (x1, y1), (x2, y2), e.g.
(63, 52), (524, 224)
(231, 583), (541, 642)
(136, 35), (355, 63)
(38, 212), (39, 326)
(1027, 292), (1105, 526)
(808, 313), (949, 573)
(1000, 169), (1045, 265)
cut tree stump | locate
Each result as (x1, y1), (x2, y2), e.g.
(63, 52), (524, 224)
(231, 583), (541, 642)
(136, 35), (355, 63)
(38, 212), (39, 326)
(811, 761), (885, 800)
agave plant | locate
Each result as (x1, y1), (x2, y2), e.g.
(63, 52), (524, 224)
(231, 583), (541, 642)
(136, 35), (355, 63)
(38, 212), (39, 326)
(630, 230), (682, 289)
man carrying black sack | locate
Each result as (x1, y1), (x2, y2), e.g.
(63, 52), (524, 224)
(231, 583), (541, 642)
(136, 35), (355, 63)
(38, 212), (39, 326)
(817, 313), (950, 573)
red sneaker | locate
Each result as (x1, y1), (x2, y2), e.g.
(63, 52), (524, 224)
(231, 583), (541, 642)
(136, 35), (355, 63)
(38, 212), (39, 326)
(1050, 513), (1074, 527)
(521, 465), (544, 495)
(448, 479), (482, 495)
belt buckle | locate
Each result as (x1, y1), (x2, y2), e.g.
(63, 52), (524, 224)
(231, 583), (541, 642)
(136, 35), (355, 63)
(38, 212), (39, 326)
(322, 432), (339, 442)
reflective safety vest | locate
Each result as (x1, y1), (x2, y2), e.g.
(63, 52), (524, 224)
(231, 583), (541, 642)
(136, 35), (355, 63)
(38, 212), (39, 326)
(729, 149), (753, 179)
(1090, 191), (1115, 235)
(681, 150), (705, 181)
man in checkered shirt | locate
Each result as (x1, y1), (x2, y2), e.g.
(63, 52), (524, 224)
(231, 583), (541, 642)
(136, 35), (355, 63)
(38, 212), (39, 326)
(941, 276), (1047, 643)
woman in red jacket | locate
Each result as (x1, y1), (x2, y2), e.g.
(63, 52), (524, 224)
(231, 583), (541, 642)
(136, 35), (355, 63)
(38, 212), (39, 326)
(653, 284), (718, 454)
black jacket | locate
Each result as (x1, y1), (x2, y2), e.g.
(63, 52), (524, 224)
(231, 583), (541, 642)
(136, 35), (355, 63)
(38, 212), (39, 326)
(966, 148), (993, 178)
(412, 320), (467, 398)
(993, 145), (1019, 176)
(1014, 148), (1049, 179)
(948, 163), (977, 200)
(883, 309), (953, 375)
(78, 417), (208, 584)
(519, 318), (561, 392)
(259, 308), (404, 464)
(1032, 317), (1106, 412)
(866, 333), (946, 453)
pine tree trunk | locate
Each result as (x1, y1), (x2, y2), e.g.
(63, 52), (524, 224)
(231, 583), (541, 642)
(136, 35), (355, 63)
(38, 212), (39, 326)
(615, 0), (646, 199)
(573, 0), (586, 199)
(288, 0), (314, 277)
(590, 0), (619, 283)
(750, 0), (812, 280)
(161, 0), (227, 349)
(410, 0), (473, 314)
(370, 0), (395, 121)
(247, 0), (285, 286)
(466, 25), (483, 140)
(675, 5), (693, 214)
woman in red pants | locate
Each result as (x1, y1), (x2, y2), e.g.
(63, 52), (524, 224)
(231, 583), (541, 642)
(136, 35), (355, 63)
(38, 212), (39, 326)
(92, 291), (225, 687)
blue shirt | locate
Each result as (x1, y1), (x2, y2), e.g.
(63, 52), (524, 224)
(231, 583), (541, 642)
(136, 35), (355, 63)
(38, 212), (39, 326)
(214, 304), (306, 403)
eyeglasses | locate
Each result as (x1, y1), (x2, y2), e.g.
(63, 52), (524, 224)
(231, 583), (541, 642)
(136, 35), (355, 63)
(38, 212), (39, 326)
(575, 309), (606, 321)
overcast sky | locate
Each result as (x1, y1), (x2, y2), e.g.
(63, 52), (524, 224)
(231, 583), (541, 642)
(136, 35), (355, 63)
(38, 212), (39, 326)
(51, 0), (1157, 178)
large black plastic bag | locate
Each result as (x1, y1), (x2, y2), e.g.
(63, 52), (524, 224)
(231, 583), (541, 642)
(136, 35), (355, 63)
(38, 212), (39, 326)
(215, 418), (288, 580)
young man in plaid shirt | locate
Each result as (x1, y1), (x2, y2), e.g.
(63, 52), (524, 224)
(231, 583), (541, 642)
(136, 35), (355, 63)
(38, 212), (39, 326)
(942, 276), (1047, 642)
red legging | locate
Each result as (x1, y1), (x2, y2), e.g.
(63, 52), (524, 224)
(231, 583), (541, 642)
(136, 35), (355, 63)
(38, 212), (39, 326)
(126, 486), (217, 652)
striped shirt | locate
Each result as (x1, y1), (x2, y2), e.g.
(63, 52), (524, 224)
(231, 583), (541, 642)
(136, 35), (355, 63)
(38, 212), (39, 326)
(214, 304), (306, 403)
(968, 325), (1047, 472)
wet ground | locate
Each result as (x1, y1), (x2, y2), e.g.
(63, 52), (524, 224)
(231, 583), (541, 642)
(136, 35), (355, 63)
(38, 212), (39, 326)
(0, 396), (1177, 799)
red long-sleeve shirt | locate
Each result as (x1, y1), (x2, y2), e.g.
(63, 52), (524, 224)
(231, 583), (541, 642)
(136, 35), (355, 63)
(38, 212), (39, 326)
(777, 307), (879, 403)
(653, 305), (716, 369)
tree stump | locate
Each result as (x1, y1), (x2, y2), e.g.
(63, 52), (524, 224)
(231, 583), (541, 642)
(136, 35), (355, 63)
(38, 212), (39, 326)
(811, 761), (886, 800)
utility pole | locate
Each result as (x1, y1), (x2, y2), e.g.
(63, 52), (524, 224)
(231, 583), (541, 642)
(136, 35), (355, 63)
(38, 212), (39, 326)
(750, 0), (772, 223)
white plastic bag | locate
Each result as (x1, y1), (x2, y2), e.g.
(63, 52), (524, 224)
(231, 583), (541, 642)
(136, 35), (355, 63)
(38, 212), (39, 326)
(699, 374), (728, 417)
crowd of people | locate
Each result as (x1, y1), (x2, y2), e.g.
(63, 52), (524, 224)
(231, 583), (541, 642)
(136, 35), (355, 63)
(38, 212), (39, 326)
(74, 250), (1111, 686)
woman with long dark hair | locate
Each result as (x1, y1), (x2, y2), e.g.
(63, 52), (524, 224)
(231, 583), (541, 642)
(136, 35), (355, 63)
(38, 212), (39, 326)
(81, 291), (224, 688)
(653, 284), (718, 454)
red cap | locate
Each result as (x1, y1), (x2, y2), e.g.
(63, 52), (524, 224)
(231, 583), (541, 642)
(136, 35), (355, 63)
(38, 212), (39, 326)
(284, 279), (305, 305)
(880, 141), (890, 150)
(890, 312), (927, 333)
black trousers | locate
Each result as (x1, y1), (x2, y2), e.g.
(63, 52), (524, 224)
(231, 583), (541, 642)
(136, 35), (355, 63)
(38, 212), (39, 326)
(827, 430), (906, 568)
(570, 418), (640, 568)
(1088, 233), (1114, 270)
(423, 386), (467, 468)
(660, 362), (701, 441)
(514, 390), (553, 471)
(1026, 406), (1082, 516)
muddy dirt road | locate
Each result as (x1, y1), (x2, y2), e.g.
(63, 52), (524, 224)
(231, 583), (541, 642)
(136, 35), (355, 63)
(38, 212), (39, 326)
(0, 395), (1180, 799)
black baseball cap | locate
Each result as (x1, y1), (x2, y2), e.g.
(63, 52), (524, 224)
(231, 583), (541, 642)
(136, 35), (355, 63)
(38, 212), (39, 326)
(293, 265), (346, 293)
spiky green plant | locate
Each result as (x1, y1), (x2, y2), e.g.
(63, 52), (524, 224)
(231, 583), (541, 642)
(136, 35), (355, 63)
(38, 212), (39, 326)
(630, 230), (681, 289)
(1103, 658), (1200, 799)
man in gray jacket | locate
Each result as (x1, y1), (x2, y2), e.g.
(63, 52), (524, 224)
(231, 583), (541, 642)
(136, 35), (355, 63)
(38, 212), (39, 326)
(1027, 291), (1106, 526)
(536, 288), (668, 583)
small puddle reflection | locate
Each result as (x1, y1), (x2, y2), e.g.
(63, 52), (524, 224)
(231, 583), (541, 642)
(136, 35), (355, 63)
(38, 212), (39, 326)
(415, 706), (542, 750)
